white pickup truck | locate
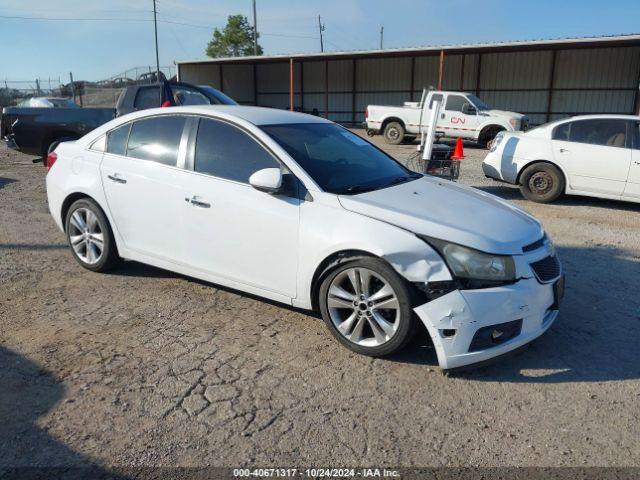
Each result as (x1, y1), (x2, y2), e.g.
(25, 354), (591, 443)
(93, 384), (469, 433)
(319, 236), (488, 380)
(365, 90), (528, 146)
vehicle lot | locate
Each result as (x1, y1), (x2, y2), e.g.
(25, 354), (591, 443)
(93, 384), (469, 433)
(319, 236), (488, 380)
(1, 134), (639, 469)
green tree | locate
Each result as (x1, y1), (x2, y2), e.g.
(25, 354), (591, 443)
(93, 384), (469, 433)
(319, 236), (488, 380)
(206, 14), (262, 58)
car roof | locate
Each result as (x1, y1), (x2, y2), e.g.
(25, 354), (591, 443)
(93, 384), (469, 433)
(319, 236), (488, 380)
(154, 105), (332, 126)
(554, 114), (640, 124)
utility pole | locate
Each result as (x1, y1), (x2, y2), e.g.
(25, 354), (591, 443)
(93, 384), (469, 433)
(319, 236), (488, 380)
(318, 15), (324, 53)
(252, 0), (258, 56)
(152, 0), (160, 85)
(380, 26), (384, 49)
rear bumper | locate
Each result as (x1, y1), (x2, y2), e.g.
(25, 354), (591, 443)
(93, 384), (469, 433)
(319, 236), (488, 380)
(414, 276), (560, 370)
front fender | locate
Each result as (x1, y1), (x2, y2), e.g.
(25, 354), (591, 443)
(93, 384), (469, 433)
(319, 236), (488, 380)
(294, 193), (451, 309)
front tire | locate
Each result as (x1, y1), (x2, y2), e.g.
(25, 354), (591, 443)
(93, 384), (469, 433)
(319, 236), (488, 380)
(383, 121), (405, 145)
(318, 257), (416, 357)
(65, 198), (121, 272)
(519, 163), (564, 203)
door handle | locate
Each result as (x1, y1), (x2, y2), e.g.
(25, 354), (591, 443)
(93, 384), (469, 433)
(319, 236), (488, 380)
(559, 148), (570, 153)
(441, 113), (445, 119)
(107, 173), (127, 184)
(186, 196), (210, 208)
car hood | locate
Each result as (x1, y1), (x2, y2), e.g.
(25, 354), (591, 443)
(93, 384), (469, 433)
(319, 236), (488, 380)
(484, 109), (525, 120)
(338, 176), (542, 255)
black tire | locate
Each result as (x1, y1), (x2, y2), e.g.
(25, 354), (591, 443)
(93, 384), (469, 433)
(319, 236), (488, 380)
(318, 257), (416, 357)
(478, 127), (503, 149)
(65, 198), (121, 272)
(383, 121), (405, 145)
(519, 162), (564, 203)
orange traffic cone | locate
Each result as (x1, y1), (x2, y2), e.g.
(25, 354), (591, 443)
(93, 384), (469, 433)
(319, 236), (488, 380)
(451, 137), (464, 160)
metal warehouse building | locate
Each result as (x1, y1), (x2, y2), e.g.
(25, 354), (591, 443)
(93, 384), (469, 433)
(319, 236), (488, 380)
(177, 34), (640, 126)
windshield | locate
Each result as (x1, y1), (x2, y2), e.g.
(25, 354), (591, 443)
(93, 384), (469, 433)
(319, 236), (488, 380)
(197, 85), (238, 105)
(261, 123), (420, 195)
(466, 94), (490, 111)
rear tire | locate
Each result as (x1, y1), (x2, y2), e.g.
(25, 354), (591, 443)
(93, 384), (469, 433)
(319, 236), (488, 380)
(383, 121), (405, 145)
(65, 198), (121, 272)
(318, 257), (416, 357)
(519, 163), (564, 203)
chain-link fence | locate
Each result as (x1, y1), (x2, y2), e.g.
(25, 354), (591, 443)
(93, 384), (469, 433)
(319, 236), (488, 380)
(1, 66), (177, 109)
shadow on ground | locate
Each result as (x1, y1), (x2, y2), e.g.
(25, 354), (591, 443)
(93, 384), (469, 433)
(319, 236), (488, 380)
(0, 177), (18, 190)
(0, 346), (128, 479)
(476, 184), (640, 211)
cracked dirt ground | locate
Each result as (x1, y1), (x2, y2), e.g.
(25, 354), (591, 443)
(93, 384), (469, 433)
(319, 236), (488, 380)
(1, 135), (639, 470)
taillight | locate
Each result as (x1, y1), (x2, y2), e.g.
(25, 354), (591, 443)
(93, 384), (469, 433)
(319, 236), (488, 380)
(364, 108), (368, 119)
(46, 151), (58, 170)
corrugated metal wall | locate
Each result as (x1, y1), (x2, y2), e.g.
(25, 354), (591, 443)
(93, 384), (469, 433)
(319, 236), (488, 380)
(179, 43), (640, 126)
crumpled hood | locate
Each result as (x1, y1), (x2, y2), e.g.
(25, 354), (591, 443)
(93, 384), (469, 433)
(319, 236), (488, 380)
(485, 109), (525, 120)
(338, 176), (542, 255)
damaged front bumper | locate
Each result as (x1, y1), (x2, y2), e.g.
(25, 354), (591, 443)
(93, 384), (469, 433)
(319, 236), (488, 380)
(414, 277), (561, 370)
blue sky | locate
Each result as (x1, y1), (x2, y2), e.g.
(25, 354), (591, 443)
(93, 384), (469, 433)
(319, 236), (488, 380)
(1, 0), (639, 82)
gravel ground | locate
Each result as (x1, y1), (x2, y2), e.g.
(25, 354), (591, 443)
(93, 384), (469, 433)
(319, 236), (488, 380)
(1, 132), (639, 473)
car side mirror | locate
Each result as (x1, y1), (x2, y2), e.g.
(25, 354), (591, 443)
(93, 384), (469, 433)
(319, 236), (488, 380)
(462, 103), (477, 115)
(249, 168), (283, 193)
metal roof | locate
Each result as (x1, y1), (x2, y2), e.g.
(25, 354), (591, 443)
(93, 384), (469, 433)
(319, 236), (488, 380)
(177, 33), (640, 65)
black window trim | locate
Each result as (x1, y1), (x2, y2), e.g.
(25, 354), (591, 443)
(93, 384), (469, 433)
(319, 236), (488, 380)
(185, 115), (287, 187)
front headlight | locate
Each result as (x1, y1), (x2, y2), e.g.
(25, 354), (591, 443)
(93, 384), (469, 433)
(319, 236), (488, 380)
(420, 236), (516, 283)
(489, 131), (504, 152)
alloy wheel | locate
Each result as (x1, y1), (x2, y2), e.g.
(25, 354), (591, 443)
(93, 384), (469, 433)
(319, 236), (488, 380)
(68, 207), (104, 265)
(326, 267), (401, 347)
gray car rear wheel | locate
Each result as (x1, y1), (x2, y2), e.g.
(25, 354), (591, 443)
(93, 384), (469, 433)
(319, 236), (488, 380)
(65, 198), (121, 272)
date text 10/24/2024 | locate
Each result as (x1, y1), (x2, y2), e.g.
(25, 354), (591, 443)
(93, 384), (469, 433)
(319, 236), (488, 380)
(233, 468), (400, 478)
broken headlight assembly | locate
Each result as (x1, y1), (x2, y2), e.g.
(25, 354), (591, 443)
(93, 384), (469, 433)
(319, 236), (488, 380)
(419, 236), (516, 289)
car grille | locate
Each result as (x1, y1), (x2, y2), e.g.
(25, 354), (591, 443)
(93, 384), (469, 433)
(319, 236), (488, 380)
(530, 255), (561, 283)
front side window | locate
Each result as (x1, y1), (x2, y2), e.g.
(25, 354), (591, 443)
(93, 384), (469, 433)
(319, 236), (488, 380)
(106, 123), (131, 156)
(194, 118), (279, 183)
(134, 87), (160, 110)
(261, 123), (420, 195)
(126, 116), (186, 166)
(445, 95), (467, 112)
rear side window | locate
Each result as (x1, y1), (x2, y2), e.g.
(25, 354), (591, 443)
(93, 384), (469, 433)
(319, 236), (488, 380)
(134, 87), (160, 110)
(194, 118), (279, 183)
(106, 123), (131, 156)
(445, 95), (467, 112)
(552, 122), (570, 141)
(126, 116), (186, 166)
(569, 119), (628, 148)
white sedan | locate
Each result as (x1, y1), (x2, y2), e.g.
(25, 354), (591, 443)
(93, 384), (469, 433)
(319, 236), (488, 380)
(46, 105), (563, 370)
(483, 114), (640, 203)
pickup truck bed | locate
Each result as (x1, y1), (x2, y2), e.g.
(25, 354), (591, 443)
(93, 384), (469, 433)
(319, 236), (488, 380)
(1, 107), (115, 157)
